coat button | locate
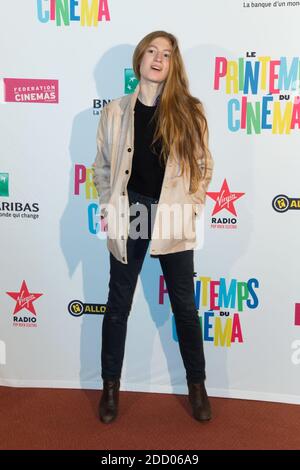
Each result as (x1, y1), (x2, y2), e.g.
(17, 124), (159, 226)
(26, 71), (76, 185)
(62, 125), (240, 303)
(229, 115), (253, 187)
(121, 236), (124, 240)
(121, 213), (125, 217)
(127, 148), (132, 152)
(125, 170), (129, 174)
(122, 191), (125, 195)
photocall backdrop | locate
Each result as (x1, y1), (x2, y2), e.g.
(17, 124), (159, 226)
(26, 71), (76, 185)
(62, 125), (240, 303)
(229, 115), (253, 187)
(1, 1), (300, 404)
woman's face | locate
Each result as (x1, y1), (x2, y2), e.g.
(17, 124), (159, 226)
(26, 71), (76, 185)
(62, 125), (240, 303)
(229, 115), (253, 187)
(139, 36), (172, 84)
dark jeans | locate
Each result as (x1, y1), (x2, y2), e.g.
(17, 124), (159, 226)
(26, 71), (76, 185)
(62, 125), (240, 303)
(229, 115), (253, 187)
(101, 188), (206, 383)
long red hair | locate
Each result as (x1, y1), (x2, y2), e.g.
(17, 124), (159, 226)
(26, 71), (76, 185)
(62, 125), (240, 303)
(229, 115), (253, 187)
(133, 30), (211, 193)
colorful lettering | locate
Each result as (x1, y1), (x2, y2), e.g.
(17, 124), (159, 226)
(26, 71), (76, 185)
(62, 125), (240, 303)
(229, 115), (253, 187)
(214, 54), (300, 133)
(37, 0), (111, 26)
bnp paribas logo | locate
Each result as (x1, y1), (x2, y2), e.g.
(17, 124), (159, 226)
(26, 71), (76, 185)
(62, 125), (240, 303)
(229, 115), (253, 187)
(124, 69), (138, 95)
(0, 173), (9, 197)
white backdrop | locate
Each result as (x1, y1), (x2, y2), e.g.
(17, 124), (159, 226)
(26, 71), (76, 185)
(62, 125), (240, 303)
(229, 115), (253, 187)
(1, 0), (300, 404)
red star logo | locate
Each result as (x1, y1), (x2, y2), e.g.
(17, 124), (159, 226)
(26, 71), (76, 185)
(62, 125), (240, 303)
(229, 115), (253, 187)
(7, 280), (43, 315)
(207, 179), (245, 216)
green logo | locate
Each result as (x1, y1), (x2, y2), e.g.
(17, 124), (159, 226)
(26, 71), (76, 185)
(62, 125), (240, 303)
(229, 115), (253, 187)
(124, 69), (138, 94)
(0, 173), (9, 197)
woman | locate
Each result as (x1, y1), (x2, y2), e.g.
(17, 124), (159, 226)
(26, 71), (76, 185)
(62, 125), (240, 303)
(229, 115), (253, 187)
(93, 31), (214, 424)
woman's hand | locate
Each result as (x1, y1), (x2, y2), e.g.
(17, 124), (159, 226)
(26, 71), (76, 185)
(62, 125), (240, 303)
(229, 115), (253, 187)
(100, 205), (109, 232)
(100, 215), (108, 232)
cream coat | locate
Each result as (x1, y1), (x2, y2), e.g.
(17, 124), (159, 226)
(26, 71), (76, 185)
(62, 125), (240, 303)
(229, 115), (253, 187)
(92, 84), (214, 264)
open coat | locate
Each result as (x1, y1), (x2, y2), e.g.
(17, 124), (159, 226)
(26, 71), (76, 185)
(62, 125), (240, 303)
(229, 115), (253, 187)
(92, 84), (214, 264)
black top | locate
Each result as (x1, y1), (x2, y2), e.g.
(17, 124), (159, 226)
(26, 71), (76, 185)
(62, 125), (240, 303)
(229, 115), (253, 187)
(127, 97), (165, 199)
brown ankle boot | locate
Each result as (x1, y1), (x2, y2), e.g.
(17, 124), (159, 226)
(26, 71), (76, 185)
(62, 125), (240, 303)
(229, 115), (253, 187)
(187, 381), (212, 421)
(99, 379), (120, 424)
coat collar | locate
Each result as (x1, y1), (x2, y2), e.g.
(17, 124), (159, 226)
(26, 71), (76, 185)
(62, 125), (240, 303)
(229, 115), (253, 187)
(130, 82), (140, 111)
(119, 83), (140, 115)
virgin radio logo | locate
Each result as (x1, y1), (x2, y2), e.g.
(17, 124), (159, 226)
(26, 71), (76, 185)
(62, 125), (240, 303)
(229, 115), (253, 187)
(206, 179), (245, 229)
(3, 78), (59, 104)
(6, 281), (43, 328)
(37, 0), (111, 26)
